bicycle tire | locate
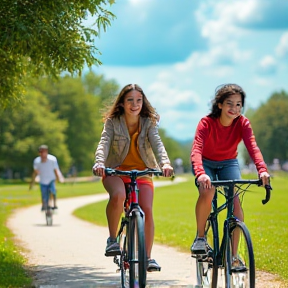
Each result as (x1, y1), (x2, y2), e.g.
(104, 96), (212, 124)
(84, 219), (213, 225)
(225, 221), (255, 288)
(120, 222), (129, 288)
(128, 210), (147, 288)
(45, 208), (53, 226)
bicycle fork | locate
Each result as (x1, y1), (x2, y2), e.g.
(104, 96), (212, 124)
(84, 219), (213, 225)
(114, 217), (129, 272)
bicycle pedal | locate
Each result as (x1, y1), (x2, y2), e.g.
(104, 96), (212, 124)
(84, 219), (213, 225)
(147, 267), (161, 272)
(105, 250), (121, 257)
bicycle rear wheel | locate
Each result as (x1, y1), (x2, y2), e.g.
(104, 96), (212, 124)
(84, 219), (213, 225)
(128, 210), (147, 288)
(225, 221), (255, 288)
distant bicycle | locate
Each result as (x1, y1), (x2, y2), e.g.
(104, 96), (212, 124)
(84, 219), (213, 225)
(43, 189), (54, 226)
(192, 179), (272, 288)
(105, 168), (162, 288)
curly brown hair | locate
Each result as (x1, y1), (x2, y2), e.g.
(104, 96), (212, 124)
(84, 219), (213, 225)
(102, 84), (159, 125)
(209, 83), (246, 118)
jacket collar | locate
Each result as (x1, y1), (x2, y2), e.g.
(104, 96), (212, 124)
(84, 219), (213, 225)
(119, 114), (146, 137)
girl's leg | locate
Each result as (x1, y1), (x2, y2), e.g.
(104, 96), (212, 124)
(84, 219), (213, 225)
(233, 195), (244, 221)
(232, 195), (244, 258)
(195, 186), (215, 237)
(138, 183), (154, 258)
(103, 176), (126, 239)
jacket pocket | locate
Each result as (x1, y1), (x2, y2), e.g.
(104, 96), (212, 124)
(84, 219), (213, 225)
(112, 135), (128, 155)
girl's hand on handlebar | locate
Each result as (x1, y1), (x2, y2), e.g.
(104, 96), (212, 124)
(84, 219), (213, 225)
(92, 163), (105, 177)
(197, 174), (212, 189)
(162, 163), (174, 177)
(259, 171), (270, 187)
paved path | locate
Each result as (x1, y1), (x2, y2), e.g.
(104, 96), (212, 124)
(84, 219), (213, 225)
(8, 179), (199, 288)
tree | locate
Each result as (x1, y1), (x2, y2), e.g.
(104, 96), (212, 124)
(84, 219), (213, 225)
(0, 0), (115, 106)
(243, 91), (288, 164)
(33, 72), (119, 172)
(158, 129), (191, 172)
(0, 89), (71, 178)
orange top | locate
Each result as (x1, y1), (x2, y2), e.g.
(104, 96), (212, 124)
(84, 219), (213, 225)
(118, 129), (147, 171)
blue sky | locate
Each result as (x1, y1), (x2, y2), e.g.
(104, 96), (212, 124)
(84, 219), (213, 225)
(91, 0), (288, 141)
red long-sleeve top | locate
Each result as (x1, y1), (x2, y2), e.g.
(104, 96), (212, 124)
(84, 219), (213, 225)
(191, 115), (268, 178)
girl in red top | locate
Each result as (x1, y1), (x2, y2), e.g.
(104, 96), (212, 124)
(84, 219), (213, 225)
(190, 84), (270, 255)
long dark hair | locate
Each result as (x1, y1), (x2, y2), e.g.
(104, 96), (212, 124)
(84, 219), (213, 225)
(209, 83), (246, 118)
(103, 84), (158, 125)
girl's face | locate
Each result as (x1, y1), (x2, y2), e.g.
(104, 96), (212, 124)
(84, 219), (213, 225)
(121, 90), (143, 117)
(218, 93), (242, 120)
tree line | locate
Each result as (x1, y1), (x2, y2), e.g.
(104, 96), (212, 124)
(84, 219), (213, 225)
(0, 72), (191, 179)
(0, 71), (287, 179)
(243, 90), (288, 167)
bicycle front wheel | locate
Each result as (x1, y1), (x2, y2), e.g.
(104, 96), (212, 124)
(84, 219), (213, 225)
(120, 222), (129, 288)
(225, 221), (255, 288)
(128, 210), (147, 288)
(45, 208), (53, 226)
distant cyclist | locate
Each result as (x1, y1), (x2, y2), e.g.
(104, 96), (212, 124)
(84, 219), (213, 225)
(30, 145), (64, 211)
(93, 84), (173, 272)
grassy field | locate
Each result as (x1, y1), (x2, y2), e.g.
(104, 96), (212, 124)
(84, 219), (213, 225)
(0, 179), (105, 288)
(1, 174), (287, 286)
(74, 173), (288, 284)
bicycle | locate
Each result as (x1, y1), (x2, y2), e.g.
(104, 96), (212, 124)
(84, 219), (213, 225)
(43, 189), (54, 226)
(104, 168), (162, 288)
(192, 179), (272, 288)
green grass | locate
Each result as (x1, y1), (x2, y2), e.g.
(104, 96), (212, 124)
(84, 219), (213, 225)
(0, 180), (105, 287)
(74, 173), (288, 284)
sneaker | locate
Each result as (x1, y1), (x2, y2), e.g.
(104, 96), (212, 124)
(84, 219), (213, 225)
(231, 256), (247, 273)
(105, 237), (121, 257)
(191, 237), (207, 255)
(52, 206), (58, 210)
(147, 258), (161, 272)
(41, 206), (45, 212)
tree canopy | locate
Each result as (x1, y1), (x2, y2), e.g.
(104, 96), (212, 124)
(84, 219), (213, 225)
(0, 0), (115, 107)
(0, 89), (71, 177)
(243, 90), (288, 164)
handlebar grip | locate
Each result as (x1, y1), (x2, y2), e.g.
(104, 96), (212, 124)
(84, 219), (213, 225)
(105, 168), (115, 176)
(262, 184), (272, 205)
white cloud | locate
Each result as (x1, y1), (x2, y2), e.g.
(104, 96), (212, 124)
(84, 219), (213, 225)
(196, 0), (258, 45)
(175, 44), (250, 77)
(258, 55), (277, 74)
(147, 82), (200, 110)
(276, 32), (288, 58)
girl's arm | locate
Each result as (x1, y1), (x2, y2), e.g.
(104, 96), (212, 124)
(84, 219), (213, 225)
(191, 119), (209, 178)
(242, 119), (268, 174)
(94, 119), (113, 166)
(148, 124), (171, 167)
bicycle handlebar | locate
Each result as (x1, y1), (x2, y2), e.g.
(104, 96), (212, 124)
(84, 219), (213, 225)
(104, 168), (163, 177)
(210, 179), (272, 205)
(262, 184), (272, 205)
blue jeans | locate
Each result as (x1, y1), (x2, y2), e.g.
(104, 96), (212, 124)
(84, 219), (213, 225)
(192, 158), (241, 185)
(40, 180), (56, 206)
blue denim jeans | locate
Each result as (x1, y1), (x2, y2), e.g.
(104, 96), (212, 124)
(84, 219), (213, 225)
(40, 180), (56, 205)
(192, 158), (241, 185)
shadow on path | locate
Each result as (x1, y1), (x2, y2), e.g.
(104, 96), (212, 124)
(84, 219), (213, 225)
(32, 264), (198, 288)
